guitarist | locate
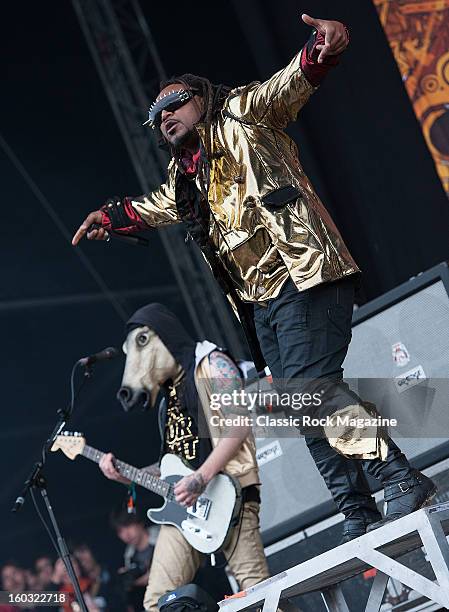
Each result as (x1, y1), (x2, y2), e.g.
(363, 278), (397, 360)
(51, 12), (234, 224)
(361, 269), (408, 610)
(98, 303), (272, 612)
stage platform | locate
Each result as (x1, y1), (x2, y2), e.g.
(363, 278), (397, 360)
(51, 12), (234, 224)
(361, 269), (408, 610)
(218, 502), (449, 612)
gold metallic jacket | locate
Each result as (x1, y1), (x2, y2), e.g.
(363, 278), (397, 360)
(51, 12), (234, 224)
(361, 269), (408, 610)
(130, 51), (360, 302)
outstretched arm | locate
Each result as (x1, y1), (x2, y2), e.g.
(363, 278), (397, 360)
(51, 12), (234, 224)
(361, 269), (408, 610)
(72, 162), (180, 245)
(229, 14), (349, 129)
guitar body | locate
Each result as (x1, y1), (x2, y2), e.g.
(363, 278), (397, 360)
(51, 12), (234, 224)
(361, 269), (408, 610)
(51, 434), (242, 555)
(147, 454), (241, 554)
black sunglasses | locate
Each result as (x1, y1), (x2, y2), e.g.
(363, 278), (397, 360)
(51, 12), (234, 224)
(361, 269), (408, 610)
(143, 89), (198, 129)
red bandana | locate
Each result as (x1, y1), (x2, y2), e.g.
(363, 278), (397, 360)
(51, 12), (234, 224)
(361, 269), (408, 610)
(180, 148), (201, 176)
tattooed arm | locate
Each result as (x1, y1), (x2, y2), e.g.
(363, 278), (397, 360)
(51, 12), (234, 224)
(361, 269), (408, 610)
(174, 351), (250, 506)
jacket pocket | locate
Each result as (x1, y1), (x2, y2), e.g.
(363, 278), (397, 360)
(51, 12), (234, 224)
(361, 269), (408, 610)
(261, 185), (302, 209)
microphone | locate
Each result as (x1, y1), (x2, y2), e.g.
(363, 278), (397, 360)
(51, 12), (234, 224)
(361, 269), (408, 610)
(78, 347), (119, 367)
(108, 231), (149, 248)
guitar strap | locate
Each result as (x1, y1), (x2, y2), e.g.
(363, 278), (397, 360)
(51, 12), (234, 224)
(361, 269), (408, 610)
(157, 386), (169, 465)
(156, 379), (212, 470)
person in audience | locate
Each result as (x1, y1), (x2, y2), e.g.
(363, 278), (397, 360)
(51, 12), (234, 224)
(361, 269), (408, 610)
(1, 562), (26, 594)
(73, 543), (126, 612)
(0, 562), (35, 611)
(52, 557), (97, 612)
(110, 508), (156, 611)
(34, 557), (56, 591)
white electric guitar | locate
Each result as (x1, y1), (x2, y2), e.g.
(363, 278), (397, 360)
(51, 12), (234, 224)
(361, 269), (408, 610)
(51, 432), (241, 554)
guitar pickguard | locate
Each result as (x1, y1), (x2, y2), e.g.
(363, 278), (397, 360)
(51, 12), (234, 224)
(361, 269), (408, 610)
(187, 496), (211, 520)
(147, 474), (189, 527)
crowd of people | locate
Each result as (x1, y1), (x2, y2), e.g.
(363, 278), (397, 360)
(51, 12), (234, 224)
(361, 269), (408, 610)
(0, 508), (158, 612)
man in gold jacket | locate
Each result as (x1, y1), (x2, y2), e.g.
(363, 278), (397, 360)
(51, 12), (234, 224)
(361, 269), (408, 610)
(73, 13), (436, 542)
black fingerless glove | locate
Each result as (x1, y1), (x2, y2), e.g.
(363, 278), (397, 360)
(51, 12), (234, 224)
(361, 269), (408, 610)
(101, 197), (135, 229)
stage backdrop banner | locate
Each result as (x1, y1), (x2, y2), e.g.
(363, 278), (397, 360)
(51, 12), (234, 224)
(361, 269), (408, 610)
(374, 0), (449, 195)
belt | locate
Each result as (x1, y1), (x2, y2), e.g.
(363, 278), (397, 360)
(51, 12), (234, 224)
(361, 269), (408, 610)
(242, 484), (261, 504)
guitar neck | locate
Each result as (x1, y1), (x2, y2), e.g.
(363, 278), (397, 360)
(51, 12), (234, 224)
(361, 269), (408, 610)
(82, 445), (171, 498)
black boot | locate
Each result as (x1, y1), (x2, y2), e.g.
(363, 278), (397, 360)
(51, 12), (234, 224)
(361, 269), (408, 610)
(363, 439), (437, 531)
(305, 437), (382, 543)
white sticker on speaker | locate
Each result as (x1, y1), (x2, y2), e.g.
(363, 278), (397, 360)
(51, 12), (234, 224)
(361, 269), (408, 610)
(392, 342), (410, 367)
(256, 440), (283, 466)
(395, 365), (426, 393)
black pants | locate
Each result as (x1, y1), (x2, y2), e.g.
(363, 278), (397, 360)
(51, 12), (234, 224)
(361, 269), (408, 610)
(253, 275), (363, 428)
(253, 275), (378, 511)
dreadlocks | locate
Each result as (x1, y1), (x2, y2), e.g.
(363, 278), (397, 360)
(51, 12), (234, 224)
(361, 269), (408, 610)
(157, 74), (231, 159)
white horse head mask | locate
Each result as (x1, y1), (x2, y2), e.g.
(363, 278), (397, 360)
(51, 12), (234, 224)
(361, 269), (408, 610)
(117, 325), (181, 411)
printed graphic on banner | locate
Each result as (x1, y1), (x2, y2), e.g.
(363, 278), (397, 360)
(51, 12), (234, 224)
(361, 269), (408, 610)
(256, 440), (283, 466)
(373, 0), (449, 195)
(395, 364), (427, 393)
(392, 341), (411, 367)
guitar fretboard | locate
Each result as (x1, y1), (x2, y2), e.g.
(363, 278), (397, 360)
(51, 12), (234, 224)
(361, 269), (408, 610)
(83, 445), (174, 500)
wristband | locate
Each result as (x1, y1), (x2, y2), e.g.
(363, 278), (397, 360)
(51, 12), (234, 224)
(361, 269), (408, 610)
(101, 197), (135, 230)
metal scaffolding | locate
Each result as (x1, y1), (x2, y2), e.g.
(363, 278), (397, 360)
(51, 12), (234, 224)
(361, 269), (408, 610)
(218, 502), (449, 612)
(72, 0), (245, 356)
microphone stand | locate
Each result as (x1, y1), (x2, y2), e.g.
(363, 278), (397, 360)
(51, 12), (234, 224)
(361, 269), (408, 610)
(12, 360), (94, 612)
